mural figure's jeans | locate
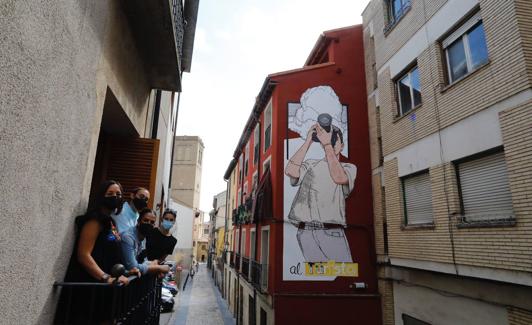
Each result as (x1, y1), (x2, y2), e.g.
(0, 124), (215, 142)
(296, 226), (352, 263)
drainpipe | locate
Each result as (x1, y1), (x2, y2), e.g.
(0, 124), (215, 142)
(167, 82), (182, 206)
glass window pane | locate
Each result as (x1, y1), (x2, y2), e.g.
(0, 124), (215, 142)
(447, 38), (468, 82)
(410, 67), (422, 107)
(398, 75), (412, 114)
(393, 0), (402, 20)
(467, 23), (489, 69)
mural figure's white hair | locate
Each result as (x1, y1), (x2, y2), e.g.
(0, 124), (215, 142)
(290, 85), (348, 145)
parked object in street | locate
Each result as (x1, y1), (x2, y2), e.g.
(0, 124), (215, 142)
(161, 288), (175, 313)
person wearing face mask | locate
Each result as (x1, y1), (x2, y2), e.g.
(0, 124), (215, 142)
(120, 208), (170, 276)
(146, 209), (178, 261)
(112, 187), (150, 233)
(56, 180), (139, 324)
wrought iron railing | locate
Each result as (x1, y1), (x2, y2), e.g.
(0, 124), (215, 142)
(171, 0), (185, 58)
(54, 274), (161, 324)
(235, 253), (241, 271)
(229, 251), (235, 268)
(241, 256), (250, 280)
(250, 260), (262, 288)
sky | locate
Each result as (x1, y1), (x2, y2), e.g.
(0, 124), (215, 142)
(176, 0), (369, 213)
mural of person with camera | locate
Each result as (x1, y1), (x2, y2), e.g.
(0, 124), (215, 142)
(285, 96), (357, 264)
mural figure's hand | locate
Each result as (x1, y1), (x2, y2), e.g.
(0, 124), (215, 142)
(306, 125), (317, 143)
(315, 124), (332, 147)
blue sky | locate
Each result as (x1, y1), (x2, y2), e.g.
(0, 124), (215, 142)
(176, 0), (369, 212)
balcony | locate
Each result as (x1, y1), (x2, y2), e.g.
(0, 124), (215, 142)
(241, 256), (250, 280)
(229, 251), (235, 268)
(250, 260), (262, 288)
(54, 273), (161, 324)
(235, 253), (241, 271)
(122, 0), (199, 91)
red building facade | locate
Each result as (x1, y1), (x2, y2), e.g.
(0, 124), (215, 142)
(224, 25), (381, 325)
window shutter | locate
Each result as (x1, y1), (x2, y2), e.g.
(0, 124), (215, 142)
(404, 172), (433, 225)
(442, 12), (482, 48)
(458, 151), (514, 221)
(105, 137), (160, 209)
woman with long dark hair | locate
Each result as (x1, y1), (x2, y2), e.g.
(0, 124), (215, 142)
(55, 180), (138, 324)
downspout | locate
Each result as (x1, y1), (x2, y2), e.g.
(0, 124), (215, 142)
(167, 78), (182, 206)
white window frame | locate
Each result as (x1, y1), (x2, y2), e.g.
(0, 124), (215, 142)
(252, 171), (259, 196)
(396, 65), (421, 116)
(262, 156), (271, 175)
(263, 100), (272, 152)
(260, 226), (270, 291)
(240, 229), (247, 257)
(250, 229), (256, 277)
(443, 12), (486, 84)
(254, 126), (260, 165)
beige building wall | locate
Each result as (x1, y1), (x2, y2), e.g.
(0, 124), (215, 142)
(0, 0), (180, 323)
(171, 135), (204, 209)
(363, 0), (532, 324)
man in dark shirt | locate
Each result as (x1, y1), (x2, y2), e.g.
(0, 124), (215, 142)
(146, 209), (178, 261)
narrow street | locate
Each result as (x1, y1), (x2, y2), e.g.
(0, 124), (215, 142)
(161, 265), (235, 325)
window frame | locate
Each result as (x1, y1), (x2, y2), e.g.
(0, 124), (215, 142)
(453, 147), (515, 226)
(401, 169), (434, 227)
(395, 64), (422, 116)
(263, 100), (272, 153)
(254, 125), (260, 165)
(384, 0), (411, 33)
(442, 12), (488, 84)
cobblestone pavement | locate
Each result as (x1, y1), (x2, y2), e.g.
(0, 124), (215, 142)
(161, 264), (235, 325)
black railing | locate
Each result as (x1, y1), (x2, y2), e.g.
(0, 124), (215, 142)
(241, 257), (250, 280)
(235, 253), (241, 271)
(250, 260), (262, 288)
(54, 274), (161, 324)
(229, 251), (235, 268)
(171, 0), (185, 57)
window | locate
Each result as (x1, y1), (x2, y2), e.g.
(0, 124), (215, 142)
(203, 228), (209, 235)
(402, 314), (431, 325)
(241, 230), (246, 257)
(263, 157), (271, 175)
(264, 101), (272, 152)
(387, 0), (411, 26)
(396, 65), (421, 116)
(245, 143), (250, 176)
(443, 13), (488, 83)
(252, 171), (259, 195)
(198, 149), (203, 165)
(260, 228), (269, 290)
(254, 126), (260, 165)
(402, 171), (433, 225)
(456, 150), (514, 222)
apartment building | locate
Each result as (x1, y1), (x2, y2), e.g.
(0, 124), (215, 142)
(0, 0), (199, 323)
(362, 0), (532, 324)
(222, 26), (382, 325)
(209, 190), (228, 287)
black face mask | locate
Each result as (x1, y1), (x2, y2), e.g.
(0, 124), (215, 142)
(102, 196), (122, 211)
(133, 197), (148, 210)
(138, 223), (153, 236)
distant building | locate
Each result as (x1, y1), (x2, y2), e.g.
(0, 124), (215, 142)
(170, 135), (205, 209)
(169, 200), (195, 269)
(208, 190), (228, 288)
(362, 0), (532, 324)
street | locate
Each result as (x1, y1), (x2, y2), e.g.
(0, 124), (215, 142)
(160, 265), (235, 325)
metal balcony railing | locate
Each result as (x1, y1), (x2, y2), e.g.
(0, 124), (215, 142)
(229, 251), (235, 268)
(54, 274), (161, 325)
(241, 257), (250, 280)
(171, 0), (185, 58)
(235, 253), (241, 271)
(250, 260), (262, 288)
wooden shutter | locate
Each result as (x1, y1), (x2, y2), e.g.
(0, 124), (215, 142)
(105, 137), (160, 209)
(403, 172), (433, 225)
(458, 151), (513, 221)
